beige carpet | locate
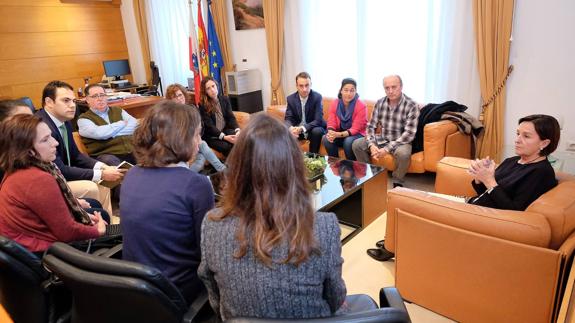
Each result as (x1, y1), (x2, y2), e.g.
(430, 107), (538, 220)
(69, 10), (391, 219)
(341, 212), (456, 323)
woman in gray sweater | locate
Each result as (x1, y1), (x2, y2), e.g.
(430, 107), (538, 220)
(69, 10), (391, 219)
(198, 113), (347, 321)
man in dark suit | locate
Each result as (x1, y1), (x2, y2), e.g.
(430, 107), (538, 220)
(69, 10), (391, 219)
(36, 80), (124, 213)
(285, 72), (326, 154)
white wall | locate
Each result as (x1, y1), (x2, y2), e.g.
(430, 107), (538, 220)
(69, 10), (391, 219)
(224, 0), (272, 107)
(506, 0), (575, 152)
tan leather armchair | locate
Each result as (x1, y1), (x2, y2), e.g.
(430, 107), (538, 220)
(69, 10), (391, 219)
(385, 156), (575, 323)
(266, 98), (471, 173)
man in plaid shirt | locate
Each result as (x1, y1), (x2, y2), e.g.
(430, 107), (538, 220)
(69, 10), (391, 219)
(352, 75), (420, 187)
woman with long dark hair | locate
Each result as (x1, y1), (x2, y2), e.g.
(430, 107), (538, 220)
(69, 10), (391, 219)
(198, 113), (346, 320)
(198, 76), (240, 156)
(0, 115), (106, 252)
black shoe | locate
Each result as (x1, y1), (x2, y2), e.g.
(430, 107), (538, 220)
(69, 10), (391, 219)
(367, 248), (395, 261)
(375, 239), (385, 249)
(392, 182), (404, 188)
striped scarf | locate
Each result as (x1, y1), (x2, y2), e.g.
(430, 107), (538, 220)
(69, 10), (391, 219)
(32, 161), (92, 225)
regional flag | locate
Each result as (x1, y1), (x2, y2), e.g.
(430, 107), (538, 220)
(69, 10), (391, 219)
(207, 0), (224, 85)
(197, 1), (209, 78)
(188, 2), (201, 104)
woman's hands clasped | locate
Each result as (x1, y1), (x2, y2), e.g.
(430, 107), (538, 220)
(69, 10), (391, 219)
(468, 157), (497, 188)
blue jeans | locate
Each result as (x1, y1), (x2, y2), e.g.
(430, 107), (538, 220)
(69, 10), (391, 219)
(190, 141), (226, 172)
(82, 198), (110, 223)
(322, 134), (363, 160)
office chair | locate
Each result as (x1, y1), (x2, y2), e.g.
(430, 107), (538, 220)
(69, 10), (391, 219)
(42, 242), (209, 323)
(19, 96), (36, 113)
(138, 61), (163, 97)
(224, 288), (411, 323)
(0, 235), (69, 323)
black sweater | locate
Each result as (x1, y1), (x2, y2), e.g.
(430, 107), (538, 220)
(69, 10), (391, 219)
(469, 156), (557, 211)
(199, 96), (240, 140)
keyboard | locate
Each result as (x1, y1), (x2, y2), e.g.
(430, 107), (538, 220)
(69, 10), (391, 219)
(105, 224), (122, 237)
(115, 82), (133, 89)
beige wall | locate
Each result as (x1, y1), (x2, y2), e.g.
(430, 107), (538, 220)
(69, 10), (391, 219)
(0, 0), (129, 107)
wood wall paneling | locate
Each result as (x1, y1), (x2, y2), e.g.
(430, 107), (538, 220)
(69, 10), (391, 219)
(0, 7), (123, 33)
(0, 52), (131, 106)
(0, 0), (128, 107)
(0, 31), (128, 60)
(0, 0), (121, 7)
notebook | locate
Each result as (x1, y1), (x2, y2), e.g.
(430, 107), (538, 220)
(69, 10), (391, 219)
(98, 161), (134, 189)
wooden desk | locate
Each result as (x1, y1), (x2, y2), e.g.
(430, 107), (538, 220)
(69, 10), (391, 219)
(108, 96), (163, 118)
(96, 82), (151, 94)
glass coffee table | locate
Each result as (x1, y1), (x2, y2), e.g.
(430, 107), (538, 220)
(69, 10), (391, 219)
(209, 154), (387, 244)
(308, 154), (387, 243)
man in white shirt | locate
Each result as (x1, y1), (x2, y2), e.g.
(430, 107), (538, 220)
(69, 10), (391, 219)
(77, 84), (138, 166)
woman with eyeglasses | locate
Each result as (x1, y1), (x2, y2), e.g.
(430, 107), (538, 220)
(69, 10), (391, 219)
(165, 83), (225, 172)
(322, 78), (367, 160)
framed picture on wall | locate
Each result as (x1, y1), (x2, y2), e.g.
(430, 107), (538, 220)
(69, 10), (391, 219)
(232, 0), (264, 30)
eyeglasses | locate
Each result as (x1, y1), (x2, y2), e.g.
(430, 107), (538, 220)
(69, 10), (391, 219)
(88, 93), (107, 99)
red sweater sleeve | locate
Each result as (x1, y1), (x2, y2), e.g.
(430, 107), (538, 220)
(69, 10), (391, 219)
(25, 171), (100, 242)
(348, 100), (367, 136)
(327, 100), (339, 131)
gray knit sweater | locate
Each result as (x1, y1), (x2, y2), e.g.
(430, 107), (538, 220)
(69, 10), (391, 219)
(198, 210), (346, 321)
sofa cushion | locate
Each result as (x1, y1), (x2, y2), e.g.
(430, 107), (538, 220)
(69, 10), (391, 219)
(435, 157), (476, 197)
(377, 151), (425, 173)
(527, 181), (575, 250)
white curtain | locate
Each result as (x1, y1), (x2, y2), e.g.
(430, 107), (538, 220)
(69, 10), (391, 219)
(145, 0), (194, 90)
(284, 0), (480, 114)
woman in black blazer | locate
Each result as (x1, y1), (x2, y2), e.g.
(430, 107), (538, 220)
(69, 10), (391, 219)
(198, 76), (240, 156)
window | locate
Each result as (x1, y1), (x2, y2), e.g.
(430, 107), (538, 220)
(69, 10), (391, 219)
(289, 0), (479, 107)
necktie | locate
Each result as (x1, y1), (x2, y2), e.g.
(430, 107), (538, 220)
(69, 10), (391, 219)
(59, 124), (71, 166)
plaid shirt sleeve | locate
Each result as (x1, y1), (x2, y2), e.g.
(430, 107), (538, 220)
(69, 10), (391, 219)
(365, 99), (383, 148)
(386, 100), (420, 152)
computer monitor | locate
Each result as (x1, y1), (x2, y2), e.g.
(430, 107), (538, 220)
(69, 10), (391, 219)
(102, 59), (131, 81)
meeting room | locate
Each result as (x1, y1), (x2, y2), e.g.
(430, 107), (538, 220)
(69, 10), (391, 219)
(0, 1), (574, 322)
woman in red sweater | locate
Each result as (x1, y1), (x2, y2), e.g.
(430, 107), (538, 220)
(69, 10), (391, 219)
(0, 115), (105, 252)
(322, 78), (367, 160)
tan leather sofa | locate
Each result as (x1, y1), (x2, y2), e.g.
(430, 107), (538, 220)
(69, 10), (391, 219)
(385, 156), (575, 323)
(267, 97), (471, 173)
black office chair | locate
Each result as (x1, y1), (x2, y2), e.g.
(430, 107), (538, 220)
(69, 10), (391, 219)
(42, 242), (209, 323)
(138, 61), (163, 97)
(224, 288), (411, 323)
(19, 96), (36, 113)
(0, 235), (69, 323)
